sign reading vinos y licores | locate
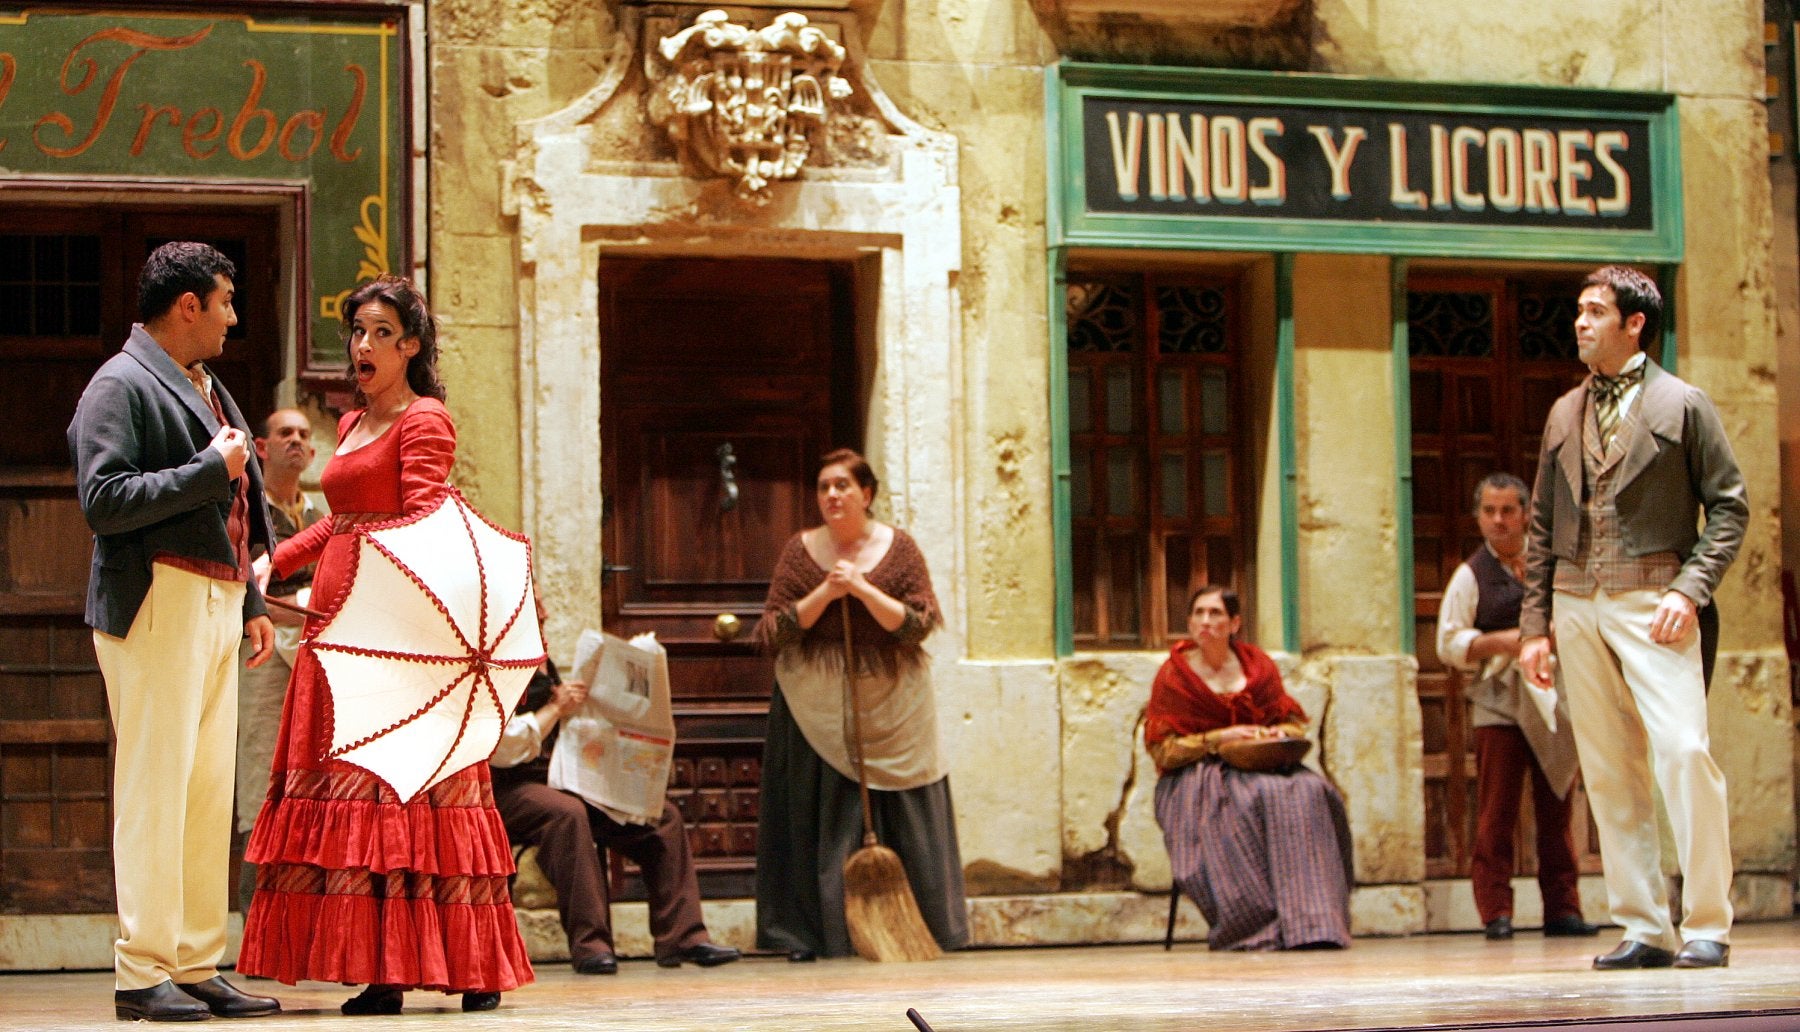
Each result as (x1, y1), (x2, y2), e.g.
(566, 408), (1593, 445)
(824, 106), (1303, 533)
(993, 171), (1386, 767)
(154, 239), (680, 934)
(0, 7), (409, 367)
(1050, 64), (1682, 261)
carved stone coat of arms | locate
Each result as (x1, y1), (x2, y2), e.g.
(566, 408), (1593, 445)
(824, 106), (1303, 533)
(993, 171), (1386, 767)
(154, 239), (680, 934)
(647, 10), (854, 201)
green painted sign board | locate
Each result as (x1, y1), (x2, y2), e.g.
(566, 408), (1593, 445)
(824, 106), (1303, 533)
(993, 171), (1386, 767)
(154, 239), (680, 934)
(0, 6), (408, 367)
(1048, 62), (1684, 262)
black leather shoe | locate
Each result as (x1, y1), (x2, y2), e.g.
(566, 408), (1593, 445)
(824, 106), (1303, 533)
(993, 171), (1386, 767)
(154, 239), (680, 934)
(1593, 940), (1676, 970)
(787, 949), (817, 963)
(461, 992), (501, 1012)
(1543, 913), (1601, 937)
(175, 978), (279, 1019)
(573, 953), (618, 975)
(1483, 916), (1513, 940)
(340, 986), (403, 1016)
(655, 942), (742, 968)
(115, 981), (211, 1022)
(1673, 940), (1730, 968)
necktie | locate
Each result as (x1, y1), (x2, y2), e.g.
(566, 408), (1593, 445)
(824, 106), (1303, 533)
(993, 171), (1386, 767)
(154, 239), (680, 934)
(1589, 366), (1642, 448)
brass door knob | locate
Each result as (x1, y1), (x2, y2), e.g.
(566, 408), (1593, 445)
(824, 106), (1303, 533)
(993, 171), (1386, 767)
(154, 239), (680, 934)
(713, 613), (743, 641)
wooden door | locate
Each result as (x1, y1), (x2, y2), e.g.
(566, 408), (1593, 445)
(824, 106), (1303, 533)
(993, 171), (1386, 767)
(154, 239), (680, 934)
(0, 206), (283, 915)
(1407, 272), (1597, 882)
(600, 256), (855, 897)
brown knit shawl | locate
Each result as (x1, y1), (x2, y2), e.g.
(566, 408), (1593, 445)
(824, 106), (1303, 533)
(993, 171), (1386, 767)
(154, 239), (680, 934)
(753, 527), (940, 676)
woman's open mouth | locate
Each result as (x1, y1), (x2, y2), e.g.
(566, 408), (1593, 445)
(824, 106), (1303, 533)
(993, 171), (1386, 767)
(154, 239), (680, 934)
(356, 360), (377, 381)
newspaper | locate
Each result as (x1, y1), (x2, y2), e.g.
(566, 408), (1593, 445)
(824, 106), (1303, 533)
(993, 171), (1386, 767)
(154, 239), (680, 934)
(1523, 680), (1559, 733)
(546, 629), (676, 825)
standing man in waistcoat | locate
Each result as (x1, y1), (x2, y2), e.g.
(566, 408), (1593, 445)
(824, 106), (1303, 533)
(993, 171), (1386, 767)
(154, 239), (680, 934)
(1519, 266), (1747, 970)
(1438, 473), (1594, 942)
(69, 242), (283, 1019)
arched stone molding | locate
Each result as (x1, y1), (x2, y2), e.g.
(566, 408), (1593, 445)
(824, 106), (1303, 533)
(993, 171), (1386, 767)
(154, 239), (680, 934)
(503, 5), (964, 671)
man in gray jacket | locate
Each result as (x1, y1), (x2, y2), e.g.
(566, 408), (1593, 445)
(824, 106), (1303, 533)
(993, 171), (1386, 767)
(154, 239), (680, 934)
(69, 242), (281, 1021)
(1519, 266), (1747, 971)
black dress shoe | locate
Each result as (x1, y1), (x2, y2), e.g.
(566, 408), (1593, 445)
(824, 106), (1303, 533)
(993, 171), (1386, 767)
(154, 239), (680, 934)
(176, 977), (280, 1019)
(1484, 916), (1514, 940)
(573, 953), (619, 975)
(655, 942), (742, 968)
(1593, 940), (1676, 970)
(1673, 940), (1730, 968)
(461, 992), (501, 1012)
(115, 981), (211, 1022)
(787, 949), (817, 963)
(340, 986), (403, 1016)
(1543, 913), (1601, 937)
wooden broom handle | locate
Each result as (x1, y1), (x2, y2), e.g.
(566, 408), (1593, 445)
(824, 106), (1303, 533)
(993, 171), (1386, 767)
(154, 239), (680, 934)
(842, 602), (877, 847)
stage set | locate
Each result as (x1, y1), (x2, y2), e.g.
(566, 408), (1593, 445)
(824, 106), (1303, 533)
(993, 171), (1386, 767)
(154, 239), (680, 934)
(5, 920), (1799, 1031)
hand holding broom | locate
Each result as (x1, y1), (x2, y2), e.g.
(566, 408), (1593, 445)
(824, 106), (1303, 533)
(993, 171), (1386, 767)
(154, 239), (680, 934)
(840, 600), (942, 962)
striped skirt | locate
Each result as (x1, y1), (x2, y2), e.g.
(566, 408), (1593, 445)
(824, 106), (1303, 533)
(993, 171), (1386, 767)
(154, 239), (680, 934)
(1154, 758), (1354, 951)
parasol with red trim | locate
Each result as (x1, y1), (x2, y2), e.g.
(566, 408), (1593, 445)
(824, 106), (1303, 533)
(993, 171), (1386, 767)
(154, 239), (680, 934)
(309, 486), (546, 804)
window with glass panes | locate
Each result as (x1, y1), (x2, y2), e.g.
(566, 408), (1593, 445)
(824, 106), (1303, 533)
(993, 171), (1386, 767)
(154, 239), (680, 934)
(1066, 272), (1244, 649)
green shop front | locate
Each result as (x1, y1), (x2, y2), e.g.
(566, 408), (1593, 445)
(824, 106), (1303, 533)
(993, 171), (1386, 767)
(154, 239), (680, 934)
(1044, 62), (1682, 895)
(0, 3), (412, 962)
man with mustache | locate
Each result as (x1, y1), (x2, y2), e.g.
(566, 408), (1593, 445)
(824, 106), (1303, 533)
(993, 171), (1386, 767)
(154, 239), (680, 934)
(234, 408), (325, 911)
(1437, 472), (1592, 943)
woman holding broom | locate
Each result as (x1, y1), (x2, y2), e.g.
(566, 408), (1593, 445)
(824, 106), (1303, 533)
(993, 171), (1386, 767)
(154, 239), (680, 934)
(753, 449), (968, 961)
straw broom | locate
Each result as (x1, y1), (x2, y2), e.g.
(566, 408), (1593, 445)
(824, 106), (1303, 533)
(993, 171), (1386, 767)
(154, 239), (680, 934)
(840, 603), (942, 962)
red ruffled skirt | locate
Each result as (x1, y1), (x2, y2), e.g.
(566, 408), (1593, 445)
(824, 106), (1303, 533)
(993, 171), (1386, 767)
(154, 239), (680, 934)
(238, 532), (533, 991)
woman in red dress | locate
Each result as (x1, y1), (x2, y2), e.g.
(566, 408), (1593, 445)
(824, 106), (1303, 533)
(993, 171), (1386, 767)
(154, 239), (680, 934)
(238, 276), (532, 1013)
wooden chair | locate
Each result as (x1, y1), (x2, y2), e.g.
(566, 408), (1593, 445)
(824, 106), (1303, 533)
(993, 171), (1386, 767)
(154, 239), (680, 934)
(1164, 885), (1181, 950)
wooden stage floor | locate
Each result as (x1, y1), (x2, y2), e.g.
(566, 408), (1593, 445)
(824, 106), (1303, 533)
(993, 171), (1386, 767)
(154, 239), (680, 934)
(6, 921), (1800, 1031)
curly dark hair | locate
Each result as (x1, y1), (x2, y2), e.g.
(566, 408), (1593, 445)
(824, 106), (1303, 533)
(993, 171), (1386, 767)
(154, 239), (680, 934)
(342, 275), (447, 405)
(139, 242), (236, 323)
(1582, 265), (1661, 348)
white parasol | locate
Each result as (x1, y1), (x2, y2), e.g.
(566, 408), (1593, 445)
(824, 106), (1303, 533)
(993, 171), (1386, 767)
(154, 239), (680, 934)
(309, 487), (546, 804)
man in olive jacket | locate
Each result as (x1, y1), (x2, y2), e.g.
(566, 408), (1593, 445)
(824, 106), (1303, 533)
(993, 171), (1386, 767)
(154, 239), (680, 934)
(1519, 266), (1747, 972)
(68, 242), (281, 1021)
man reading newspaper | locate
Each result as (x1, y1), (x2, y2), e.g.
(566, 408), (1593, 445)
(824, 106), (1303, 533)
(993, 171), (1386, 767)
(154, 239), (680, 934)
(488, 632), (738, 973)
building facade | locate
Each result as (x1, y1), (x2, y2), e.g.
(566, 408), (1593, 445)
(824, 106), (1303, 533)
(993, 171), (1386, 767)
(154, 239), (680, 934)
(0, 0), (1792, 964)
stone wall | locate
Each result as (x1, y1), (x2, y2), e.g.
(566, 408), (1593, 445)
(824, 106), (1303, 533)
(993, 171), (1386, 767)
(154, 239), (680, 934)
(423, 0), (1795, 940)
(428, 0), (619, 529)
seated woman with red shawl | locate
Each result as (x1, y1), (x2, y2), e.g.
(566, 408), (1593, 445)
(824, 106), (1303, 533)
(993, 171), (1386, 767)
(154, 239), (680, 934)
(1146, 585), (1354, 951)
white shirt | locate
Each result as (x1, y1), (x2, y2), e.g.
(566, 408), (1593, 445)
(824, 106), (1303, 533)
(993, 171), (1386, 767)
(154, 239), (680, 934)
(1434, 547), (1524, 729)
(489, 712), (546, 769)
(1436, 560), (1486, 673)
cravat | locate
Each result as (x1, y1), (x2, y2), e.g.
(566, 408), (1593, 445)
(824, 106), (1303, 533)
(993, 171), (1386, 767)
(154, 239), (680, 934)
(1589, 365), (1642, 448)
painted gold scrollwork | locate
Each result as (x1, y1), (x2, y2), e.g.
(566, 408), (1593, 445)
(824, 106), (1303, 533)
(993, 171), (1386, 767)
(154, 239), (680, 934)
(318, 192), (391, 320)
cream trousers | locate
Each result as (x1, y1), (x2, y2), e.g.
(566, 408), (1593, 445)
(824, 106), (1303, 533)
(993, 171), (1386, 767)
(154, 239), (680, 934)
(1553, 586), (1732, 949)
(94, 564), (245, 990)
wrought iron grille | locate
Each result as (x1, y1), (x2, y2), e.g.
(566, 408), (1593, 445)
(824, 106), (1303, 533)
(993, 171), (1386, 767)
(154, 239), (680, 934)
(1408, 290), (1494, 358)
(1067, 279), (1137, 352)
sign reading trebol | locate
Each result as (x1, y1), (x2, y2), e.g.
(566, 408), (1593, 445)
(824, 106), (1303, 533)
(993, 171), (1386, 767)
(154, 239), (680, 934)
(649, 10), (852, 202)
(0, 8), (407, 367)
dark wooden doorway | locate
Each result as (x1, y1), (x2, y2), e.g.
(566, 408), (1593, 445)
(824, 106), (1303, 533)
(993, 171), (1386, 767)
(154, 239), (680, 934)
(1407, 271), (1601, 884)
(0, 205), (284, 915)
(599, 256), (858, 898)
